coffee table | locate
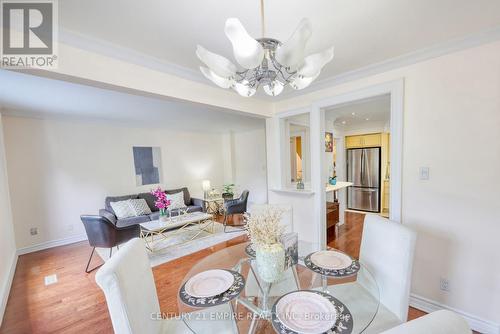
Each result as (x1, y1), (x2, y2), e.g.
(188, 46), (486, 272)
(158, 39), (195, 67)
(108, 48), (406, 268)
(139, 212), (214, 252)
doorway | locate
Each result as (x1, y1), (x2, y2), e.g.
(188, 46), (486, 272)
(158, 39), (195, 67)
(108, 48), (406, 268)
(325, 94), (391, 217)
(310, 79), (404, 248)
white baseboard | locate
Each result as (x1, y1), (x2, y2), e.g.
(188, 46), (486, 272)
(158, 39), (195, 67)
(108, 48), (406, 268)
(410, 293), (500, 334)
(17, 234), (88, 256)
(0, 252), (18, 327)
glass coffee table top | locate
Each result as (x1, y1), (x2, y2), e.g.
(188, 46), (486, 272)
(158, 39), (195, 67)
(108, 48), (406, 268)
(177, 242), (380, 334)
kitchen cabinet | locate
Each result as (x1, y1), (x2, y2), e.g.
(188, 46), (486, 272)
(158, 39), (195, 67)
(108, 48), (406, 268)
(381, 180), (390, 217)
(345, 135), (363, 148)
(345, 133), (382, 148)
(326, 201), (339, 243)
(380, 133), (390, 217)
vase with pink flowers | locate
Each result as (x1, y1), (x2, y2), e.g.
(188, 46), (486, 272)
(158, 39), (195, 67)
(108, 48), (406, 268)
(151, 187), (171, 223)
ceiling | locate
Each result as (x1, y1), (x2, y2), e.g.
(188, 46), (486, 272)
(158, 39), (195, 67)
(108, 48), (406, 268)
(59, 0), (500, 88)
(0, 70), (265, 132)
(326, 94), (390, 131)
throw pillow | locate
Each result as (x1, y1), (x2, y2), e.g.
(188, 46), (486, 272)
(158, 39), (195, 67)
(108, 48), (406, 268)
(110, 200), (136, 219)
(129, 198), (152, 216)
(166, 191), (185, 210)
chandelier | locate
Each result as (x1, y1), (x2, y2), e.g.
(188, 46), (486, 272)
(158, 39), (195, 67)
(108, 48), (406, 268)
(196, 0), (334, 97)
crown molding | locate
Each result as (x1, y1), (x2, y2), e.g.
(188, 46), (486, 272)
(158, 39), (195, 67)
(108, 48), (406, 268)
(59, 26), (500, 103)
(59, 29), (206, 85)
(276, 25), (500, 100)
(58, 29), (276, 102)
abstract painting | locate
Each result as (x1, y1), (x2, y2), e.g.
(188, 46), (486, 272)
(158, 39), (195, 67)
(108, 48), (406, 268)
(133, 147), (162, 186)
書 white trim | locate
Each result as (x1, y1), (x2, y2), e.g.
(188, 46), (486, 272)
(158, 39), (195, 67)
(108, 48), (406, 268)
(277, 26), (500, 100)
(0, 253), (18, 327)
(16, 234), (88, 256)
(61, 26), (500, 103)
(410, 293), (500, 334)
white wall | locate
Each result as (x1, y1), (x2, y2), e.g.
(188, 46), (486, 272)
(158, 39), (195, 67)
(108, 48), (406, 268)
(266, 115), (322, 250)
(2, 116), (265, 250)
(274, 41), (500, 329)
(0, 114), (17, 326)
(231, 128), (268, 204)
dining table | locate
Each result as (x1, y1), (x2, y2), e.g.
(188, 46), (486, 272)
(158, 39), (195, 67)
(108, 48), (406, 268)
(177, 241), (380, 334)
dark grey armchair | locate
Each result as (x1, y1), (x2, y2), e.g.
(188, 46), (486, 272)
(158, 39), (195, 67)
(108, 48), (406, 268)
(223, 190), (249, 233)
(80, 215), (140, 273)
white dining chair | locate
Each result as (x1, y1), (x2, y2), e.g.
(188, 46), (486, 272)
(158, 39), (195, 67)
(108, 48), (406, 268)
(328, 214), (417, 333)
(95, 238), (236, 334)
(380, 310), (471, 334)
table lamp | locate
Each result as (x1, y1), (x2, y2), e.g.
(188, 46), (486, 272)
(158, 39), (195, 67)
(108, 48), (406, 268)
(202, 180), (211, 199)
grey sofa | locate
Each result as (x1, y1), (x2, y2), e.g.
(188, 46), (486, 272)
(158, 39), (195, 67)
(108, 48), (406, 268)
(99, 187), (204, 228)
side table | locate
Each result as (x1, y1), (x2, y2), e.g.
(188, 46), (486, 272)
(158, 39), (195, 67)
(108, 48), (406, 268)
(197, 197), (224, 215)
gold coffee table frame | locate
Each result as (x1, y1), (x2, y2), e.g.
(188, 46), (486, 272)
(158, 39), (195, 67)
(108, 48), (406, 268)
(139, 213), (215, 252)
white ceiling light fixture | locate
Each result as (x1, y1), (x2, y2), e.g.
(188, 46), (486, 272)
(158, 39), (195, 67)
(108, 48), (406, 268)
(196, 0), (334, 97)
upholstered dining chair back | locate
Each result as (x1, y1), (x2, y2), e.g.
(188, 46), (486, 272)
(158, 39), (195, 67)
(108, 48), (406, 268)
(95, 238), (161, 334)
(360, 214), (417, 322)
(380, 310), (471, 334)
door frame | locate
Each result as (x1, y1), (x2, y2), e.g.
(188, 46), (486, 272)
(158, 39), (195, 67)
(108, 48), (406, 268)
(310, 79), (404, 248)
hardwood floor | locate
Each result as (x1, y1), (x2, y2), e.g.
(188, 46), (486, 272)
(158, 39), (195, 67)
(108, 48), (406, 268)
(328, 211), (365, 259)
(0, 213), (475, 333)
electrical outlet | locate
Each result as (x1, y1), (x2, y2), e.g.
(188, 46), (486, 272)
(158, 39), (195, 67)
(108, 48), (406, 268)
(30, 227), (38, 236)
(440, 278), (450, 292)
(419, 167), (430, 180)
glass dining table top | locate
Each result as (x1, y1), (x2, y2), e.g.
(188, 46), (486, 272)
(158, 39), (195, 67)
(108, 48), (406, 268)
(177, 242), (380, 334)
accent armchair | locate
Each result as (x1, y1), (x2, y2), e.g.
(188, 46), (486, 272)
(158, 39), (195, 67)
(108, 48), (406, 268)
(223, 190), (249, 233)
(80, 215), (140, 273)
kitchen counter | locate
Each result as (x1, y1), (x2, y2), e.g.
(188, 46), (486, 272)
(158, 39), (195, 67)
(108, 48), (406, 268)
(325, 181), (353, 192)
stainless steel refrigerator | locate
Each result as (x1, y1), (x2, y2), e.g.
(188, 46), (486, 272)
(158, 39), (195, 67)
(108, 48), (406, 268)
(347, 147), (381, 212)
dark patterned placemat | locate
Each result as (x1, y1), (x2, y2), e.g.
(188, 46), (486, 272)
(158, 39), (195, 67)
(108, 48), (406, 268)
(245, 244), (256, 258)
(271, 290), (353, 334)
(179, 270), (245, 307)
(304, 251), (360, 278)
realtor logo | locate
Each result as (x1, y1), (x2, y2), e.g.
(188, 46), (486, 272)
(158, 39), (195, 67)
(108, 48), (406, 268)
(1, 0), (58, 68)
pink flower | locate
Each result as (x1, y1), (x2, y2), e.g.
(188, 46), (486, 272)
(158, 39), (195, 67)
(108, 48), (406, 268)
(151, 187), (171, 210)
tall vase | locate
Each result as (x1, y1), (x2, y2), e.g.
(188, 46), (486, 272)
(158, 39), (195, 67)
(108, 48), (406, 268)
(256, 243), (285, 283)
(159, 209), (170, 224)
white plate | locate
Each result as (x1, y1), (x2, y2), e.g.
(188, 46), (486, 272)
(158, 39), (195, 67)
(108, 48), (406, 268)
(310, 250), (353, 270)
(276, 291), (337, 334)
(184, 269), (234, 298)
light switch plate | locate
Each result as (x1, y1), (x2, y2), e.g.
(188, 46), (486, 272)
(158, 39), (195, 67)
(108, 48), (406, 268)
(419, 167), (430, 180)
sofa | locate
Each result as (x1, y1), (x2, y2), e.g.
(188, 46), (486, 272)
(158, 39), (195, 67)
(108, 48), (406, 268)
(99, 187), (204, 228)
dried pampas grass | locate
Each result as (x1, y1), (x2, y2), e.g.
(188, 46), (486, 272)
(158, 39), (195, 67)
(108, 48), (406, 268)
(244, 206), (285, 248)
